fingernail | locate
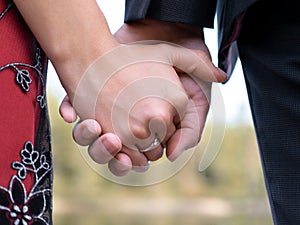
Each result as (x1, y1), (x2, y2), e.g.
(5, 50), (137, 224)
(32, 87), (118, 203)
(103, 135), (121, 151)
(132, 161), (150, 173)
(82, 126), (93, 139)
(168, 151), (180, 162)
(217, 68), (228, 80)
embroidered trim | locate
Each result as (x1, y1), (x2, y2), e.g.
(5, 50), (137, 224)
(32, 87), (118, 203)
(0, 0), (13, 20)
(0, 48), (47, 108)
(0, 141), (52, 225)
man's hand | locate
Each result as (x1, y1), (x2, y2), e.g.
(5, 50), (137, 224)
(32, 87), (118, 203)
(60, 19), (227, 176)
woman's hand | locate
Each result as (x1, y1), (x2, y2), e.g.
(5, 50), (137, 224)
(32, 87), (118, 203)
(60, 19), (227, 176)
(68, 43), (191, 175)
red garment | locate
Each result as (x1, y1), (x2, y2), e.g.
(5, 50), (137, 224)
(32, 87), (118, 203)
(0, 1), (52, 224)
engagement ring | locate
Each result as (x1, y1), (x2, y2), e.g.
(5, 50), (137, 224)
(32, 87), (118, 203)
(136, 134), (161, 152)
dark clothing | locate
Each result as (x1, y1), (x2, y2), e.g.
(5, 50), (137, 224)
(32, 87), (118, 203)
(238, 1), (300, 224)
(125, 1), (300, 225)
(125, 0), (217, 28)
(125, 0), (257, 74)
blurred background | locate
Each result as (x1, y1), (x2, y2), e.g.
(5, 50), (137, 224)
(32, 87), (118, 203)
(47, 1), (273, 224)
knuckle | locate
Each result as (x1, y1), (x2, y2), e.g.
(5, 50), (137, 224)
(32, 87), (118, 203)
(148, 108), (172, 123)
(130, 124), (149, 139)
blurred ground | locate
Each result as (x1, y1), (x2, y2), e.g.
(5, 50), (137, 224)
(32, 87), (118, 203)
(47, 93), (273, 225)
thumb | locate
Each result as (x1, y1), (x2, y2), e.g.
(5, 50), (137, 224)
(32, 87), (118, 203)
(158, 43), (228, 83)
(59, 95), (78, 123)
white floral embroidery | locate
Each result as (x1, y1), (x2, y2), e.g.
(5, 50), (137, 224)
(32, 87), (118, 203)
(0, 48), (47, 108)
(0, 141), (52, 225)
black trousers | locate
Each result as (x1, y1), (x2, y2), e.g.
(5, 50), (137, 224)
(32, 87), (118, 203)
(237, 1), (300, 224)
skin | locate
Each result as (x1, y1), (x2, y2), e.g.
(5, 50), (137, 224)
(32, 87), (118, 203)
(60, 19), (227, 176)
(13, 0), (226, 176)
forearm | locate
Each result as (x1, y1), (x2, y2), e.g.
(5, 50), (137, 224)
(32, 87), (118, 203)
(14, 0), (118, 94)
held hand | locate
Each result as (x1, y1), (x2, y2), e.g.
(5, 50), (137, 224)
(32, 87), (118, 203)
(114, 19), (226, 161)
(60, 19), (227, 176)
(69, 58), (188, 173)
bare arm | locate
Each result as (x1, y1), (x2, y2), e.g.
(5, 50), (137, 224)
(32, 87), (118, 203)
(14, 1), (227, 176)
(14, 0), (118, 95)
(13, 1), (189, 176)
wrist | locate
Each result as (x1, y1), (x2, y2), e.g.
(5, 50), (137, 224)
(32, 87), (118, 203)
(52, 36), (119, 99)
(116, 18), (204, 43)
